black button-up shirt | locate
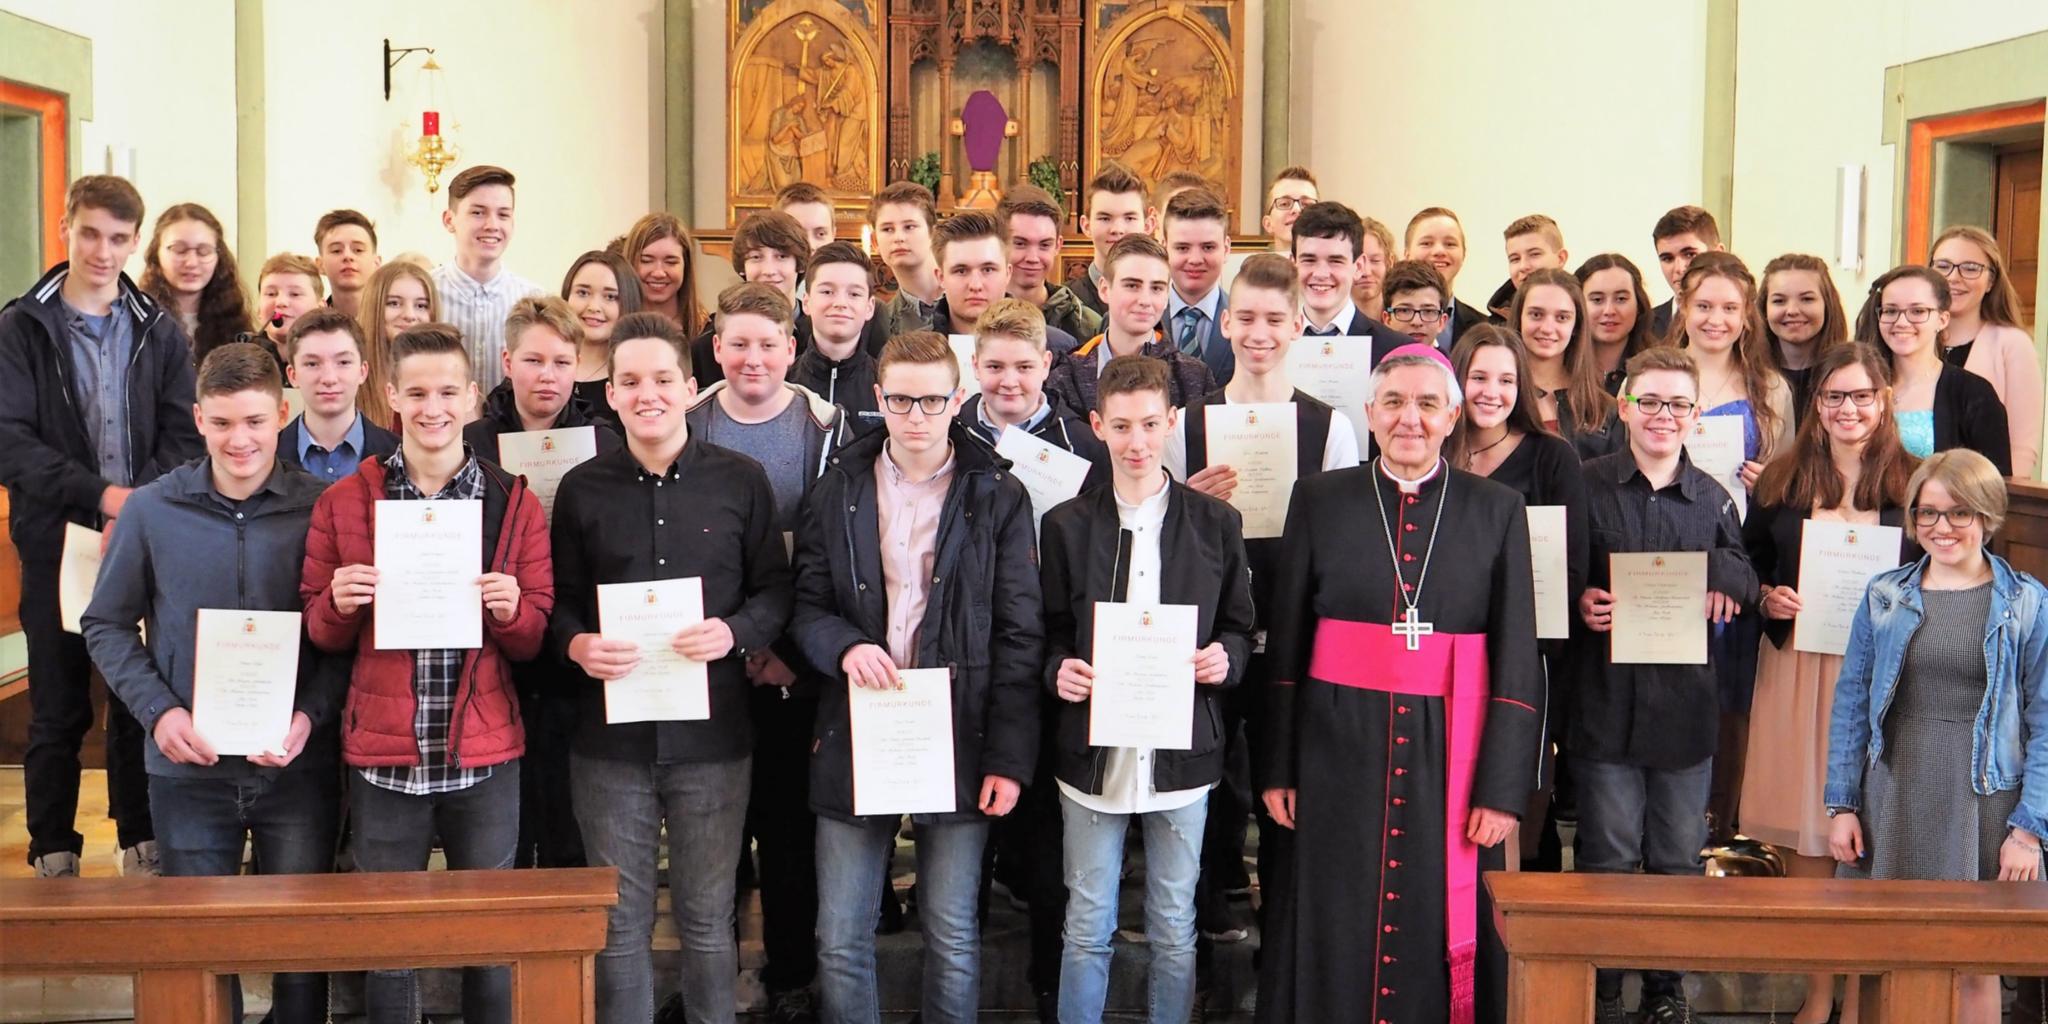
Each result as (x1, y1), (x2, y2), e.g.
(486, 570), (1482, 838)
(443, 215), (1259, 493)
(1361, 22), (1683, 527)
(548, 440), (794, 764)
(1570, 450), (1757, 769)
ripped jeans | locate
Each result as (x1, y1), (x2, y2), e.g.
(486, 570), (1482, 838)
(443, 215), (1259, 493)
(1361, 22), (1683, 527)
(1056, 793), (1208, 1024)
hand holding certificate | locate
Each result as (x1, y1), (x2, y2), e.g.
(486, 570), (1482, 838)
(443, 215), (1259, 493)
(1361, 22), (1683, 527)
(1609, 552), (1709, 664)
(849, 667), (957, 815)
(1795, 520), (1903, 656)
(497, 425), (599, 524)
(1088, 602), (1199, 750)
(599, 577), (710, 723)
(1202, 403), (1298, 539)
(373, 499), (483, 650)
(191, 609), (302, 757)
(995, 427), (1091, 526)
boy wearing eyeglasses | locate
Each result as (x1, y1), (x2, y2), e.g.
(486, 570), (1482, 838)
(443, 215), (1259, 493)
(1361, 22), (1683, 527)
(1570, 344), (1756, 1024)
(793, 330), (1045, 1024)
(1379, 259), (1455, 349)
(1261, 167), (1319, 257)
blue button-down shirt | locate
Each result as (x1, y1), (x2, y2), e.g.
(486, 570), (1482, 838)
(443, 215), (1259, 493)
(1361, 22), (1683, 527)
(294, 413), (367, 482)
(63, 302), (136, 487)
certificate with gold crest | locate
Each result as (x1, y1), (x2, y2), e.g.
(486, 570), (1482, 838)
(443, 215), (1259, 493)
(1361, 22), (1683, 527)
(598, 577), (710, 723)
(1088, 602), (1199, 750)
(995, 426), (1091, 527)
(1284, 336), (1373, 454)
(849, 667), (957, 815)
(1795, 520), (1902, 656)
(192, 609), (302, 756)
(1202, 403), (1298, 539)
(497, 425), (599, 525)
(373, 499), (483, 650)
(1609, 551), (1708, 665)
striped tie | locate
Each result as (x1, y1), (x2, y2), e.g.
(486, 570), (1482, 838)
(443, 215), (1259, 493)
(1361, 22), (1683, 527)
(1177, 306), (1204, 357)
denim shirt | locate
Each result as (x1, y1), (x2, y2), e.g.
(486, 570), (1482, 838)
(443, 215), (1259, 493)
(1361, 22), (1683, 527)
(1825, 554), (2048, 839)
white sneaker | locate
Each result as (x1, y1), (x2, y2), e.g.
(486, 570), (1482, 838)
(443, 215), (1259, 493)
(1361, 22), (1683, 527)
(32, 851), (81, 878)
(120, 840), (162, 877)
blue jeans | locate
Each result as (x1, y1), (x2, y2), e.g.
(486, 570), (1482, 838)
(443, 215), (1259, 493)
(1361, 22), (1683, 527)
(815, 816), (988, 1024)
(1575, 756), (1711, 1000)
(572, 753), (750, 1024)
(349, 762), (521, 1024)
(1057, 793), (1208, 1024)
(149, 765), (339, 1024)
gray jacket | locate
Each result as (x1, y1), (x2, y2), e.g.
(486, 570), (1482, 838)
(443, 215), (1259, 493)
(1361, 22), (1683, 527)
(82, 458), (346, 778)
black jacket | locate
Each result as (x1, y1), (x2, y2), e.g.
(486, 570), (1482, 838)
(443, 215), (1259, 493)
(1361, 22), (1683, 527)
(1932, 362), (2013, 476)
(277, 414), (400, 479)
(1337, 306), (1416, 367)
(791, 422), (1045, 822)
(0, 264), (202, 574)
(792, 344), (882, 424)
(1037, 481), (1256, 794)
(958, 394), (1111, 493)
(1066, 266), (1107, 319)
(461, 379), (623, 467)
(1044, 333), (1217, 417)
(922, 297), (1080, 356)
(691, 307), (894, 386)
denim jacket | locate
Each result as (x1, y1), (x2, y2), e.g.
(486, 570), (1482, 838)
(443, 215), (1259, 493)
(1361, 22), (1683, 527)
(1825, 554), (2048, 839)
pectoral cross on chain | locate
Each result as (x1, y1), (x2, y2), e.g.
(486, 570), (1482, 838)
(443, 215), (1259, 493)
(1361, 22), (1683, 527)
(1390, 606), (1434, 651)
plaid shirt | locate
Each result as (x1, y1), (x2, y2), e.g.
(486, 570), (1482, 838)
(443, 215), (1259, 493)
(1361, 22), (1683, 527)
(358, 446), (495, 796)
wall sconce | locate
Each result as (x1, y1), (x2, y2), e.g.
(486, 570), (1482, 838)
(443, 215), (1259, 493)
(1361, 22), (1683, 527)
(385, 39), (460, 193)
(1835, 164), (1866, 274)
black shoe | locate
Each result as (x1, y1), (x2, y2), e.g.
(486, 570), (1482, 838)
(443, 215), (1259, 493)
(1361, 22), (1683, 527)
(1187, 987), (1210, 1023)
(1035, 988), (1058, 1024)
(1593, 994), (1632, 1024)
(654, 990), (688, 1024)
(766, 986), (819, 1024)
(1641, 993), (1694, 1024)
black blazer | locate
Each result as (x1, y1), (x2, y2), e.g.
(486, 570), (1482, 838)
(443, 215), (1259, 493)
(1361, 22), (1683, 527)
(1932, 362), (2013, 476)
(1037, 481), (1257, 795)
(1449, 298), (1488, 344)
(1650, 299), (1675, 340)
(276, 415), (399, 476)
(1742, 501), (1912, 650)
(1339, 307), (1416, 367)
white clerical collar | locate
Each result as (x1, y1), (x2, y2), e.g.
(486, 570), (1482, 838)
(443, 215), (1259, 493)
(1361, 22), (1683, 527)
(1377, 457), (1444, 494)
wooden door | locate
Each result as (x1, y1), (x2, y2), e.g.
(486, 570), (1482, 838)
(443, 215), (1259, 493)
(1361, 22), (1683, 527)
(1995, 142), (2041, 328)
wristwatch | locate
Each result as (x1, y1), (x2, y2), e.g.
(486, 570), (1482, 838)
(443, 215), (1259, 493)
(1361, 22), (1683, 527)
(1825, 806), (1854, 818)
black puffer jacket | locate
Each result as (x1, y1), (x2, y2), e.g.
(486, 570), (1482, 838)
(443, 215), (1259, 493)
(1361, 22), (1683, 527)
(792, 422), (1045, 822)
(0, 264), (201, 574)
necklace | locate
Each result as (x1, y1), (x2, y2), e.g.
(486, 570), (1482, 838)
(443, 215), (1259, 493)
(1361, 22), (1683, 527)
(1466, 427), (1512, 461)
(1370, 457), (1449, 650)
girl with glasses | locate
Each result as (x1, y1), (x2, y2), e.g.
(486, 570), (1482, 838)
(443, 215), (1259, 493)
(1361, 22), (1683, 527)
(1930, 226), (2041, 478)
(1743, 343), (1917, 1024)
(1855, 265), (2011, 475)
(139, 203), (254, 366)
(1826, 447), (2047, 1024)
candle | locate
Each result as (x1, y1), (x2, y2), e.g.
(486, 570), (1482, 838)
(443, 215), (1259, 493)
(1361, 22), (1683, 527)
(422, 111), (440, 136)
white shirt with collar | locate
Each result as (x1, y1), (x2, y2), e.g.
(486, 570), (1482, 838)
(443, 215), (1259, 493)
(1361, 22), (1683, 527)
(1057, 474), (1212, 815)
(1302, 299), (1358, 336)
(432, 262), (542, 391)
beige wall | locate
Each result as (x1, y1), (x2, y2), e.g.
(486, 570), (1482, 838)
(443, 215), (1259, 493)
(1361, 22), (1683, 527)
(1289, 0), (1711, 307)
(259, 0), (665, 289)
(1731, 1), (2048, 304)
(0, 0), (239, 277)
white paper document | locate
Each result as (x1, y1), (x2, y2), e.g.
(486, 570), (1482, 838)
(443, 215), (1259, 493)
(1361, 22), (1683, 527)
(373, 499), (483, 650)
(1685, 416), (1747, 518)
(1526, 505), (1570, 640)
(59, 522), (104, 634)
(1202, 403), (1298, 539)
(1088, 602), (1199, 750)
(1609, 552), (1708, 665)
(599, 577), (710, 723)
(191, 608), (302, 756)
(849, 667), (957, 816)
(948, 334), (980, 393)
(1794, 520), (1903, 656)
(496, 425), (599, 524)
(995, 427), (1092, 525)
(1284, 337), (1374, 455)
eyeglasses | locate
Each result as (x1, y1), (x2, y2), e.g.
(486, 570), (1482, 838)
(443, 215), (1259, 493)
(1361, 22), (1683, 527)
(1878, 305), (1940, 324)
(1818, 388), (1881, 408)
(1911, 506), (1981, 529)
(1268, 196), (1315, 214)
(1373, 394), (1449, 414)
(1386, 305), (1445, 324)
(1624, 395), (1697, 417)
(880, 392), (953, 416)
(166, 244), (217, 260)
(1931, 259), (1988, 281)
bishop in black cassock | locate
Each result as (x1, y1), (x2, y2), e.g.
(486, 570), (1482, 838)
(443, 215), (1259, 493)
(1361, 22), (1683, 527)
(1256, 345), (1543, 1024)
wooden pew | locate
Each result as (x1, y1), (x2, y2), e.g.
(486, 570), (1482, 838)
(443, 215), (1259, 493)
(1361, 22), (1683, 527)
(1488, 872), (2048, 1023)
(0, 867), (617, 1024)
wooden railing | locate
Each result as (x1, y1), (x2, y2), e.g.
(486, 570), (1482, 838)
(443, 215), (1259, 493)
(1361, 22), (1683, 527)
(0, 867), (617, 1024)
(1487, 873), (2048, 1023)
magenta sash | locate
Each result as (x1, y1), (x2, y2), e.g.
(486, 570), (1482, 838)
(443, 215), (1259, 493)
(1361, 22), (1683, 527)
(1309, 617), (1488, 1024)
